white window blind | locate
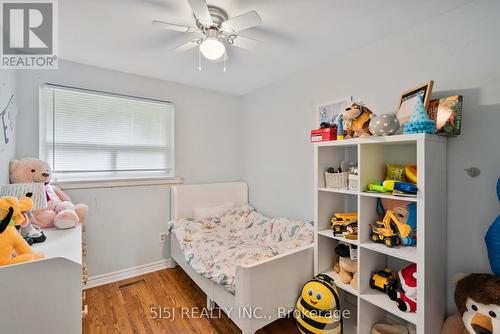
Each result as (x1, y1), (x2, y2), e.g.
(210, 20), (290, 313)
(39, 84), (175, 181)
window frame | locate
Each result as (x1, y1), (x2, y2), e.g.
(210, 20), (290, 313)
(38, 83), (179, 187)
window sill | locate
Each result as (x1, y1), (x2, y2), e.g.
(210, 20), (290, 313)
(56, 176), (184, 190)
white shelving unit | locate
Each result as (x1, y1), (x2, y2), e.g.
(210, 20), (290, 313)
(313, 134), (446, 334)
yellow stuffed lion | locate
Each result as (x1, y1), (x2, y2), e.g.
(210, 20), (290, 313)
(0, 195), (44, 266)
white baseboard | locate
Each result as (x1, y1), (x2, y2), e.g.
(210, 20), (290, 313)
(85, 258), (175, 289)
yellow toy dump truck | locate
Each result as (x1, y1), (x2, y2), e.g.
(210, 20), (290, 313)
(370, 210), (412, 248)
(330, 212), (358, 236)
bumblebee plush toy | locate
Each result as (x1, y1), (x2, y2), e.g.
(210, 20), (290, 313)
(294, 274), (342, 334)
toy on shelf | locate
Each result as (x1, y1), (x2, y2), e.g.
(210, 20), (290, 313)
(343, 102), (374, 138)
(386, 164), (406, 181)
(388, 264), (417, 313)
(377, 199), (417, 247)
(333, 243), (358, 290)
(382, 180), (418, 194)
(372, 323), (413, 334)
(367, 163), (418, 197)
(403, 96), (436, 134)
(334, 114), (344, 140)
(369, 268), (399, 295)
(9, 159), (88, 229)
(442, 274), (500, 334)
(0, 194), (44, 266)
(370, 209), (412, 248)
(485, 176), (500, 276)
(369, 114), (401, 136)
(294, 274), (342, 334)
(405, 164), (417, 184)
(330, 212), (358, 238)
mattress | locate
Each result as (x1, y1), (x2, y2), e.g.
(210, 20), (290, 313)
(168, 205), (314, 294)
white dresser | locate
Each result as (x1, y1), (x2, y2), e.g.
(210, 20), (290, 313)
(0, 223), (87, 334)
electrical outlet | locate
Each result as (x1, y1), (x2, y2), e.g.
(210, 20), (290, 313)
(159, 232), (166, 243)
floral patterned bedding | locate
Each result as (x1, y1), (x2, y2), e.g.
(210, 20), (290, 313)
(168, 205), (314, 294)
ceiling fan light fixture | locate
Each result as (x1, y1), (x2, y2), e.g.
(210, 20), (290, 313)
(199, 29), (225, 60)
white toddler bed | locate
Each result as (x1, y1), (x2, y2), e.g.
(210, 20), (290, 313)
(170, 182), (313, 334)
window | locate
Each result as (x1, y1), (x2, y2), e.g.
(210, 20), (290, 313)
(39, 84), (175, 182)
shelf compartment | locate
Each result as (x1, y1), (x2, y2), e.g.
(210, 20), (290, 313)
(322, 269), (359, 296)
(359, 142), (417, 193)
(318, 229), (359, 246)
(317, 191), (357, 231)
(360, 291), (417, 325)
(360, 242), (417, 263)
(316, 145), (358, 189)
(358, 247), (417, 326)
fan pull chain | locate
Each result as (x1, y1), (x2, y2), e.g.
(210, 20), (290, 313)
(223, 54), (226, 73)
(198, 48), (202, 71)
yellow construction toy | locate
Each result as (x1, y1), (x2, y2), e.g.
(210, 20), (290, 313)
(370, 210), (412, 248)
(330, 212), (358, 236)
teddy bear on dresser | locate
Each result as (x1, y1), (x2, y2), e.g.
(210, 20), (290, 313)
(9, 159), (88, 229)
(343, 102), (374, 138)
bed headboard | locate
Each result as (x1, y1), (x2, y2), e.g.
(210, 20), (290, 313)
(171, 182), (248, 219)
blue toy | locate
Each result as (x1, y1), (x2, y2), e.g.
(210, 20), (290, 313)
(485, 176), (500, 275)
(403, 96), (436, 134)
(334, 114), (344, 140)
(401, 203), (417, 246)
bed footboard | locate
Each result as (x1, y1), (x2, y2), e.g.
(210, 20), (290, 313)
(234, 244), (313, 333)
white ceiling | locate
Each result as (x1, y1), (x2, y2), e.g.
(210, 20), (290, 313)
(59, 0), (472, 95)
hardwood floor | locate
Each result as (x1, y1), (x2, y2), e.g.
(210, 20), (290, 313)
(83, 267), (298, 334)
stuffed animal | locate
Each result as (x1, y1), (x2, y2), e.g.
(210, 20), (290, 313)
(442, 274), (500, 334)
(389, 264), (417, 313)
(0, 194), (44, 266)
(9, 159), (88, 229)
(485, 176), (500, 276)
(334, 243), (358, 290)
(343, 102), (374, 138)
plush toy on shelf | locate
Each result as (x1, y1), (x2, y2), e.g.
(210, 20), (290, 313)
(389, 264), (417, 313)
(333, 243), (358, 290)
(0, 194), (44, 266)
(9, 159), (88, 229)
(441, 274), (500, 334)
(343, 102), (374, 138)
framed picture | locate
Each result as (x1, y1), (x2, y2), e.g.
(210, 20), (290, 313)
(427, 95), (462, 136)
(316, 96), (353, 128)
(396, 81), (434, 125)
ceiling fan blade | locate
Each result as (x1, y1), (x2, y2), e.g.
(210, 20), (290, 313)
(152, 20), (198, 33)
(222, 10), (262, 33)
(230, 35), (258, 50)
(185, 0), (212, 25)
(174, 38), (200, 52)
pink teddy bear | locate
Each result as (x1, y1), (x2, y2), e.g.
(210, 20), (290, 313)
(9, 159), (88, 229)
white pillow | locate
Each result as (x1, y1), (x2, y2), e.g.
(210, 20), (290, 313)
(194, 202), (234, 218)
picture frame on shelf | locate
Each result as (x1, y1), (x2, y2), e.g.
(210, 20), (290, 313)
(396, 81), (434, 125)
(316, 96), (353, 128)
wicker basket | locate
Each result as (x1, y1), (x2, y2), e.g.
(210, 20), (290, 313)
(348, 174), (359, 191)
(325, 171), (349, 189)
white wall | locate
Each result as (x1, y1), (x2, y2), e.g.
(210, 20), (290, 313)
(240, 0), (500, 313)
(15, 60), (241, 277)
(0, 71), (17, 184)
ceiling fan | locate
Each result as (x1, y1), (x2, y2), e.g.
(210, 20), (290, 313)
(152, 0), (262, 68)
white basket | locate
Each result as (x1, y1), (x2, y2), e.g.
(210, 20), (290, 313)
(325, 171), (349, 189)
(348, 174), (359, 191)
